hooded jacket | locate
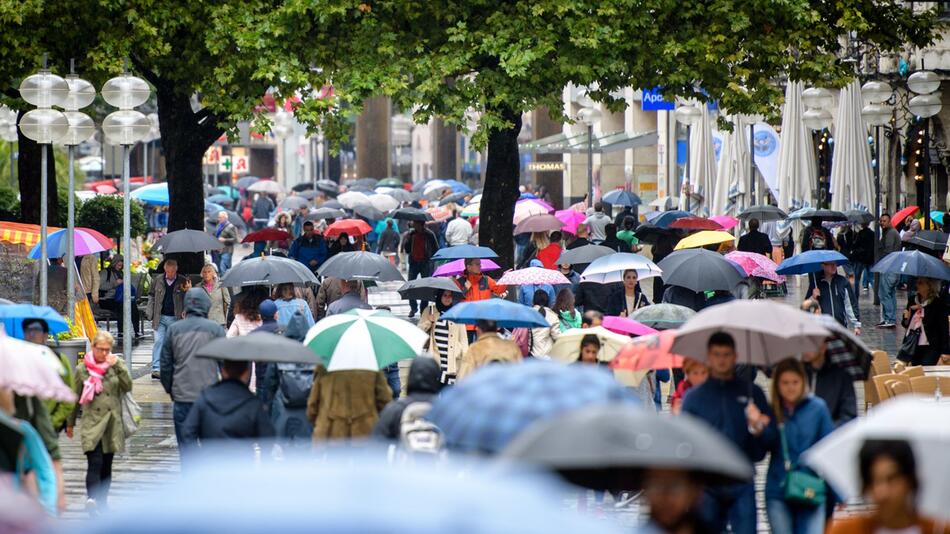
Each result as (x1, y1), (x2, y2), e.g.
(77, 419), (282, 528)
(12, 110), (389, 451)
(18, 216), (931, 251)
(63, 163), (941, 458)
(262, 313), (316, 442)
(681, 375), (773, 465)
(160, 288), (228, 403)
(371, 358), (442, 441)
(806, 273), (861, 329)
(179, 378), (275, 446)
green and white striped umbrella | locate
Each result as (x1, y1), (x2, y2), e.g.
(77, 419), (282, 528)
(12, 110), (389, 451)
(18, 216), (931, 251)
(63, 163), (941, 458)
(304, 309), (428, 371)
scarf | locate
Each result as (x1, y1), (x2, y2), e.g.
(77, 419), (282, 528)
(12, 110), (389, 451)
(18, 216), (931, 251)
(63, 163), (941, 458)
(79, 353), (111, 405)
(436, 298), (454, 314)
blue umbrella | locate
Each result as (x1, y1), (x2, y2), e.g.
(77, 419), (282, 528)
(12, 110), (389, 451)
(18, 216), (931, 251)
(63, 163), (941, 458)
(428, 360), (638, 455)
(204, 201), (226, 215)
(871, 250), (950, 281)
(644, 210), (663, 223)
(443, 179), (472, 193)
(776, 250), (849, 275)
(0, 304), (69, 339)
(601, 189), (642, 207)
(129, 183), (169, 205)
(441, 299), (548, 328)
(653, 210), (691, 229)
(79, 447), (621, 534)
(431, 244), (499, 260)
(207, 194), (235, 206)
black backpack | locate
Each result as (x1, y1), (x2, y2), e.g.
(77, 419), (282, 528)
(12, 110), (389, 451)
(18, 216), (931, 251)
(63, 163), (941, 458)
(276, 363), (315, 409)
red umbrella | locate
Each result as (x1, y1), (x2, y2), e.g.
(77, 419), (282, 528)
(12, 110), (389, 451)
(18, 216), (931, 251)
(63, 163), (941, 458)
(668, 216), (724, 231)
(610, 330), (685, 371)
(325, 219), (372, 238)
(93, 184), (118, 194)
(242, 228), (294, 243)
(891, 205), (919, 227)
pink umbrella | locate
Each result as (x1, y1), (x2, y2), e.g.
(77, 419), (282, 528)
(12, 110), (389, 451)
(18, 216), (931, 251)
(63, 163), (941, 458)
(497, 267), (570, 286)
(0, 330), (77, 402)
(710, 215), (739, 230)
(602, 316), (658, 337)
(513, 199), (554, 224)
(724, 251), (785, 283)
(433, 258), (501, 277)
(611, 330), (685, 371)
(555, 209), (587, 235)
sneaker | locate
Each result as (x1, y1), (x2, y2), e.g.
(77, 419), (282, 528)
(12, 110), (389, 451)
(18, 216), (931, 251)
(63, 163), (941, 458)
(151, 371), (161, 380)
(85, 498), (98, 516)
(875, 322), (895, 329)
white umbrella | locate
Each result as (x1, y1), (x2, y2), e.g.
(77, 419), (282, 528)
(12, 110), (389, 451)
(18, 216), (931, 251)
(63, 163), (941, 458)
(689, 102), (717, 217)
(0, 331), (77, 402)
(337, 191), (371, 209)
(368, 193), (399, 212)
(777, 81), (817, 212)
(247, 180), (285, 195)
(547, 326), (633, 363)
(579, 253), (662, 284)
(712, 115), (751, 216)
(830, 79), (874, 213)
(803, 396), (950, 520)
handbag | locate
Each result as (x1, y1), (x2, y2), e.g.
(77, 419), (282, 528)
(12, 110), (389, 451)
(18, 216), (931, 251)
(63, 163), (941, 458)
(121, 391), (142, 438)
(896, 327), (921, 363)
(779, 424), (826, 507)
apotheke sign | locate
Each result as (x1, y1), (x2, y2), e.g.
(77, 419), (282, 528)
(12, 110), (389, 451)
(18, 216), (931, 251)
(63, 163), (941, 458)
(641, 88), (675, 111)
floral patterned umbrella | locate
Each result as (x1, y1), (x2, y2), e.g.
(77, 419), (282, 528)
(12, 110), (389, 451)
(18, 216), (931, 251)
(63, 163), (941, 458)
(724, 251), (785, 283)
(497, 267), (570, 286)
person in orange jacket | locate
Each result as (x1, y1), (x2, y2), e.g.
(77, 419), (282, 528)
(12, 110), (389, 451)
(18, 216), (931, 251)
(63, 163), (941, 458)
(455, 258), (508, 340)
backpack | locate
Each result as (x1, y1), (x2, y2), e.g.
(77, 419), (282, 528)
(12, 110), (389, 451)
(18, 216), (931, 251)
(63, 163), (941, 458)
(807, 228), (827, 250)
(399, 401), (443, 455)
(276, 363), (315, 409)
(512, 327), (533, 357)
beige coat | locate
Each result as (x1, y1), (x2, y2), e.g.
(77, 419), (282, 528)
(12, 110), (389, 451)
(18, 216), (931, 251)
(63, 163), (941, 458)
(201, 281), (231, 326)
(457, 332), (523, 380)
(417, 304), (469, 376)
(530, 306), (561, 356)
(306, 367), (392, 441)
(67, 358), (133, 453)
(79, 255), (100, 297)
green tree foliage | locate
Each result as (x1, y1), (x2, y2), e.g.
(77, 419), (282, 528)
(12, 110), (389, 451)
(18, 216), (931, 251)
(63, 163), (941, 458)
(0, 187), (18, 220)
(76, 195), (145, 241)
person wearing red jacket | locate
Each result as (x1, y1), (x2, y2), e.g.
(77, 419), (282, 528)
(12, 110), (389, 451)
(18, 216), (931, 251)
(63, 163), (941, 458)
(455, 258), (507, 340)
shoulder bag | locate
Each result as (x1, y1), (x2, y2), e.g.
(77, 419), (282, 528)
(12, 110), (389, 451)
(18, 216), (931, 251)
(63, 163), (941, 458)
(779, 424), (825, 507)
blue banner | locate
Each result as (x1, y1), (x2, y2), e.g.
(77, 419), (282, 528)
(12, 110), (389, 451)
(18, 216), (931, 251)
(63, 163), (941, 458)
(642, 88), (675, 111)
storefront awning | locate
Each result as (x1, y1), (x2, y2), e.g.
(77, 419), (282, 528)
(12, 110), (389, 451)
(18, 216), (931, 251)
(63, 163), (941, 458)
(0, 222), (61, 248)
(520, 130), (658, 155)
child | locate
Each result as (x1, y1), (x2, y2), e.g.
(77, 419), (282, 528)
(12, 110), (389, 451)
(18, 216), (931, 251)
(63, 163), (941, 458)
(671, 358), (708, 414)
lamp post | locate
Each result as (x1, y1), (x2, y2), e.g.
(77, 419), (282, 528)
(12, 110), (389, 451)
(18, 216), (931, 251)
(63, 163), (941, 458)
(101, 69), (151, 364)
(674, 103), (701, 211)
(861, 81), (894, 243)
(0, 106), (17, 183)
(802, 87), (835, 208)
(61, 66), (97, 320)
(577, 106), (602, 207)
(18, 65), (69, 307)
(907, 70), (942, 231)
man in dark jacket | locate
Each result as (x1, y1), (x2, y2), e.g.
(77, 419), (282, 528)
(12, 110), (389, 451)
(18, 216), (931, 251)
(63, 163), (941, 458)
(289, 221), (327, 273)
(179, 359), (275, 460)
(401, 220), (440, 318)
(575, 281), (620, 313)
(566, 224), (591, 250)
(662, 284), (705, 311)
(736, 218), (772, 257)
(682, 332), (772, 534)
(263, 313), (315, 445)
(804, 262), (861, 335)
(252, 194), (274, 230)
(802, 341), (857, 428)
(160, 287), (228, 447)
(371, 358), (442, 441)
(852, 222), (875, 292)
(250, 299), (281, 409)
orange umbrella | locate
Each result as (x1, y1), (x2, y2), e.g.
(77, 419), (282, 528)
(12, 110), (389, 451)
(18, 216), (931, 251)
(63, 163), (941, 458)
(325, 219), (372, 238)
(610, 330), (685, 371)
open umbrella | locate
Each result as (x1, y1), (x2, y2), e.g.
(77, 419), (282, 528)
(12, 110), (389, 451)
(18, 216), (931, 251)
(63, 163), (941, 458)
(325, 219), (372, 238)
(390, 207), (433, 222)
(658, 249), (745, 292)
(385, 189), (418, 203)
(845, 209), (874, 225)
(247, 180), (285, 195)
(196, 333), (319, 364)
(460, 202), (480, 218)
(308, 207), (347, 221)
(432, 245), (499, 261)
(580, 253), (661, 284)
(633, 222), (680, 245)
(278, 196), (309, 211)
(673, 230), (735, 250)
(667, 216), (724, 231)
(724, 251), (784, 283)
(555, 244), (614, 266)
(350, 177), (379, 189)
(154, 229), (224, 254)
(497, 268), (570, 286)
(426, 205), (453, 222)
(235, 176), (261, 189)
(377, 177), (404, 188)
(907, 230), (949, 251)
(337, 191), (371, 209)
(789, 208), (848, 222)
(776, 249), (848, 275)
(553, 209), (586, 235)
(810, 314), (872, 380)
(610, 330), (684, 371)
(27, 227), (113, 259)
(709, 215), (739, 230)
(321, 199), (344, 210)
(671, 300), (830, 365)
(547, 326), (634, 363)
(0, 331), (76, 402)
(304, 309), (426, 371)
(397, 277), (464, 301)
(601, 189), (642, 207)
(219, 256), (318, 287)
(652, 210), (691, 229)
(427, 360), (637, 455)
(629, 303), (695, 330)
(513, 199), (553, 224)
(207, 194), (235, 207)
(352, 204), (386, 221)
(502, 405), (754, 492)
(441, 299), (548, 328)
(315, 179), (339, 196)
(736, 205), (788, 222)
(318, 251), (404, 282)
(602, 316), (658, 337)
(871, 250), (950, 281)
(433, 258), (500, 277)
(369, 194), (399, 213)
(242, 228), (293, 244)
(803, 397), (950, 521)
(513, 214), (564, 235)
(0, 304), (69, 339)
(129, 182), (169, 205)
(438, 192), (469, 206)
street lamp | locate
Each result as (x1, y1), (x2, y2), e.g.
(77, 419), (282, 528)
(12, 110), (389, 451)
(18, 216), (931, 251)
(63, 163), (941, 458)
(18, 66), (69, 307)
(577, 106), (602, 207)
(743, 114), (764, 204)
(802, 87), (835, 208)
(674, 103), (701, 211)
(907, 70), (942, 230)
(101, 69), (151, 364)
(0, 106), (18, 184)
(61, 67), (97, 320)
(861, 81), (893, 244)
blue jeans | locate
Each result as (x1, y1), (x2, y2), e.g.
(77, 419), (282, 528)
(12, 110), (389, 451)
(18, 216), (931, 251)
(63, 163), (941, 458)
(172, 401), (194, 450)
(879, 272), (899, 323)
(766, 498), (826, 534)
(699, 483), (756, 534)
(853, 262), (871, 290)
(217, 252), (232, 275)
(384, 363), (401, 399)
(407, 260), (433, 314)
(151, 315), (177, 372)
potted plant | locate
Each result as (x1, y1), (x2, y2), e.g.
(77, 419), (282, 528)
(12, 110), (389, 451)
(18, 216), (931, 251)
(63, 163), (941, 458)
(48, 317), (89, 371)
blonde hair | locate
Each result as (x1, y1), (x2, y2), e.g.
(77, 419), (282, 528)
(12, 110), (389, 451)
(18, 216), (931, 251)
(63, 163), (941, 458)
(530, 231), (550, 251)
(92, 330), (115, 348)
(201, 263), (218, 279)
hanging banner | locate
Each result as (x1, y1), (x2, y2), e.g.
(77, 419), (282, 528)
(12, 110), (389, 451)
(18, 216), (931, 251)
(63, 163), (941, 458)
(752, 123), (781, 201)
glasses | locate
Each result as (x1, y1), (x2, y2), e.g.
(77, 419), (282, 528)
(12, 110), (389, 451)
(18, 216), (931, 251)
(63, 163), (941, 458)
(92, 345), (111, 353)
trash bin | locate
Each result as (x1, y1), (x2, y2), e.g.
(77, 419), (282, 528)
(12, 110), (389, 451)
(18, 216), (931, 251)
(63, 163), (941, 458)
(49, 338), (88, 371)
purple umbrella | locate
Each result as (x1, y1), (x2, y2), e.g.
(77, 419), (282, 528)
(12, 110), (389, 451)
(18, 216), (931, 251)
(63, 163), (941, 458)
(433, 258), (501, 277)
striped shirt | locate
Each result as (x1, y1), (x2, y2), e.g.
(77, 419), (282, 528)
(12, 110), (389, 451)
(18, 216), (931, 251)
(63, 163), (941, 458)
(433, 319), (454, 384)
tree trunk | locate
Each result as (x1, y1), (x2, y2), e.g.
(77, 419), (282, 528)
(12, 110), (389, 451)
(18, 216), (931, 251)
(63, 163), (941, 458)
(154, 81), (223, 274)
(17, 114), (58, 225)
(479, 107), (522, 269)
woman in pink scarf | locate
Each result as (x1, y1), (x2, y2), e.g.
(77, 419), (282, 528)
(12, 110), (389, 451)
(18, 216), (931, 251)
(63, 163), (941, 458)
(66, 330), (132, 514)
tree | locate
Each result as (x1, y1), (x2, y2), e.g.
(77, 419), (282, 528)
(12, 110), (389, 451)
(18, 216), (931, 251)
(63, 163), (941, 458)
(270, 0), (938, 266)
(77, 195), (146, 243)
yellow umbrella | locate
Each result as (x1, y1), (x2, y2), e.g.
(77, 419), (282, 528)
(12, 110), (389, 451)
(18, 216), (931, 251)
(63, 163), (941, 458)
(674, 230), (736, 250)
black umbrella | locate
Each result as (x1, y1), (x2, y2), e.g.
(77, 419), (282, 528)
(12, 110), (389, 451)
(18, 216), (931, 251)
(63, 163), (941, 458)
(908, 230), (949, 251)
(318, 251), (405, 282)
(353, 204), (386, 221)
(322, 200), (344, 210)
(845, 209), (874, 225)
(871, 250), (950, 281)
(351, 178), (379, 189)
(397, 277), (464, 301)
(196, 333), (318, 364)
(315, 180), (339, 196)
(633, 223), (680, 245)
(291, 182), (314, 192)
(279, 196), (310, 211)
(390, 207), (433, 222)
(658, 249), (745, 292)
(308, 207), (347, 221)
(556, 245), (615, 266)
(297, 190), (318, 200)
(438, 192), (469, 206)
(501, 405), (754, 492)
(790, 208), (848, 222)
(155, 229), (224, 254)
(811, 315), (872, 381)
(736, 205), (788, 222)
(219, 256), (319, 287)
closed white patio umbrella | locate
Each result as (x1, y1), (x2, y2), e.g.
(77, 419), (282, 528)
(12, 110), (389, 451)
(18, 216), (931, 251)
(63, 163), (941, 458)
(830, 79), (874, 213)
(777, 81), (818, 212)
